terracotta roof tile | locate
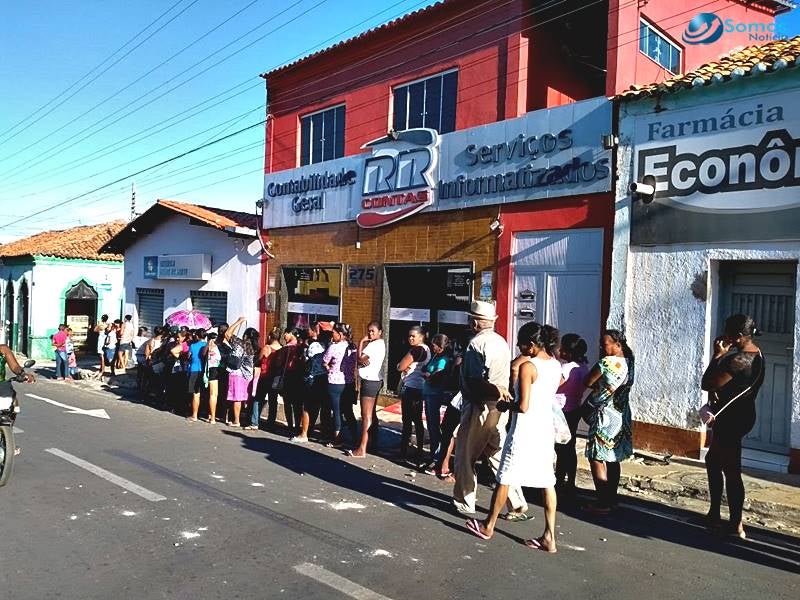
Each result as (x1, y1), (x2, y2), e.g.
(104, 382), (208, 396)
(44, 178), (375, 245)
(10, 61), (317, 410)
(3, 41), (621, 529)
(100, 200), (258, 254)
(619, 35), (800, 99)
(156, 199), (257, 231)
(0, 221), (126, 262)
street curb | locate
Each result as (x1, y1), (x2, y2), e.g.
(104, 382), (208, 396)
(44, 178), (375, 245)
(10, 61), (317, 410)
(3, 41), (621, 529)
(576, 464), (800, 528)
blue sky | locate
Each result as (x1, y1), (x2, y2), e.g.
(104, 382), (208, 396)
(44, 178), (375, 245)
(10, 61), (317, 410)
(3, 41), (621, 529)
(0, 0), (437, 241)
(0, 0), (798, 242)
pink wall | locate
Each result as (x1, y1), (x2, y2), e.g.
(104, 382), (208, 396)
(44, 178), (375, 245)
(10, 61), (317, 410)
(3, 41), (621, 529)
(607, 0), (778, 96)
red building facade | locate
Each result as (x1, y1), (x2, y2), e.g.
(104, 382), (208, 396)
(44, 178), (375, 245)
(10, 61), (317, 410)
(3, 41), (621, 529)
(258, 0), (790, 454)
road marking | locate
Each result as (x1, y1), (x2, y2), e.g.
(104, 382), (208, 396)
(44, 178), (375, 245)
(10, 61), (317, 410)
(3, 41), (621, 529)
(45, 448), (166, 502)
(27, 393), (110, 419)
(294, 563), (394, 600)
(12, 427), (23, 434)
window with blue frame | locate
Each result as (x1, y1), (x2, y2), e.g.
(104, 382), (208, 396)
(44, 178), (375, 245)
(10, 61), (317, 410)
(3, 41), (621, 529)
(300, 104), (345, 166)
(639, 19), (681, 74)
(393, 70), (458, 134)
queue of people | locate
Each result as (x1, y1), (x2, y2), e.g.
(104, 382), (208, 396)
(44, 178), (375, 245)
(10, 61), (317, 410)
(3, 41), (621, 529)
(101, 301), (763, 548)
(93, 314), (141, 378)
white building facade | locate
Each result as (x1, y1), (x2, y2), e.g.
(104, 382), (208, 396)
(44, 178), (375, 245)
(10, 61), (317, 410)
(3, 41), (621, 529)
(611, 58), (800, 472)
(103, 201), (262, 333)
(0, 223), (125, 359)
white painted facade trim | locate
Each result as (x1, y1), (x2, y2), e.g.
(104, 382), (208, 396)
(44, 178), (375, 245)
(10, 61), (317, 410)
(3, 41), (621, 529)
(612, 70), (800, 456)
(121, 214), (262, 332)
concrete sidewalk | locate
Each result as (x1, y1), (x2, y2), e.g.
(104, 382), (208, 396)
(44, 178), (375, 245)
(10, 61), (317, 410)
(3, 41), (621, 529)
(47, 358), (800, 537)
(376, 400), (800, 536)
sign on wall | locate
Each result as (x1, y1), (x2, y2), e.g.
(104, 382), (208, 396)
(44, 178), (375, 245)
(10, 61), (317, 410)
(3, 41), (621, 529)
(262, 97), (612, 230)
(144, 256), (158, 279)
(630, 89), (800, 244)
(346, 265), (378, 287)
(143, 254), (212, 280)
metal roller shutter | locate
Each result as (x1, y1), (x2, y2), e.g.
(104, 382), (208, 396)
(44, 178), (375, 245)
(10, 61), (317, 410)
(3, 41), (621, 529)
(137, 288), (164, 333)
(190, 291), (228, 327)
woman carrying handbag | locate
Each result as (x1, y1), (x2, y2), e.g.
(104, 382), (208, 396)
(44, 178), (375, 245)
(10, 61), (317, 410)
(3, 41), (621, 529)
(701, 314), (765, 540)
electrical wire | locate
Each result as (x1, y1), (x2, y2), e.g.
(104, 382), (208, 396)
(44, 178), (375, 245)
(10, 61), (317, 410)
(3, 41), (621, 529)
(0, 0), (597, 230)
(0, 0), (452, 193)
(0, 0), (193, 144)
(12, 104), (265, 199)
(0, 0), (523, 194)
(3, 0), (697, 232)
(0, 0), (320, 180)
(0, 120), (265, 231)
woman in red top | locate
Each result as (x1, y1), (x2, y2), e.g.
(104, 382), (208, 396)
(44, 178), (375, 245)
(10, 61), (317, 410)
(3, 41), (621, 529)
(246, 328), (283, 431)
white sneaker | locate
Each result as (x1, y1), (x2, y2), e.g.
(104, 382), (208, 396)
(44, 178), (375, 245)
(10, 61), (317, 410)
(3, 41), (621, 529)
(290, 436), (309, 443)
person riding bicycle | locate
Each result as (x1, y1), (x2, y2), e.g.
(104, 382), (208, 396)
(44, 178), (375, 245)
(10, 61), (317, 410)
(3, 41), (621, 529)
(0, 345), (35, 383)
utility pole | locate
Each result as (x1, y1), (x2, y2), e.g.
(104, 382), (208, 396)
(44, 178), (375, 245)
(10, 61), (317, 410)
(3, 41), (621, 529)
(130, 181), (136, 221)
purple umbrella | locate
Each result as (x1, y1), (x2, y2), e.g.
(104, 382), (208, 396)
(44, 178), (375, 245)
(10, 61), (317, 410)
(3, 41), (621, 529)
(166, 309), (212, 329)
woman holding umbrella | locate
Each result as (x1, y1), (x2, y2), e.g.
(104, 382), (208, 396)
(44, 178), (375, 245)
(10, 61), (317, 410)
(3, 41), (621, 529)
(166, 309), (213, 331)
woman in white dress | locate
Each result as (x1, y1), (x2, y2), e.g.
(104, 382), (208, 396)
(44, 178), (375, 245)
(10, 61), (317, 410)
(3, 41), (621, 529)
(466, 321), (563, 553)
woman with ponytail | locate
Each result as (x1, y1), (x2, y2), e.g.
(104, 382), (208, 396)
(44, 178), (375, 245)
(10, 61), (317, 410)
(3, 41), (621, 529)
(466, 322), (563, 554)
(701, 314), (764, 539)
(582, 329), (635, 515)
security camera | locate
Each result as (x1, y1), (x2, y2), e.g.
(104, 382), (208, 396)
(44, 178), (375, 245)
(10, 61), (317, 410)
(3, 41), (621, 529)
(489, 219), (502, 232)
(629, 175), (657, 204)
(629, 181), (655, 196)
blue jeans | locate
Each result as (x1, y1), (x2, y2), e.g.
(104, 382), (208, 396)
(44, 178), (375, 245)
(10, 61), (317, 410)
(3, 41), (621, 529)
(327, 383), (345, 434)
(424, 389), (446, 460)
(55, 350), (69, 379)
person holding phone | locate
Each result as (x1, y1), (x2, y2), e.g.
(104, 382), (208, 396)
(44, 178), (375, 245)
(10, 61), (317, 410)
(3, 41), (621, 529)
(701, 314), (764, 539)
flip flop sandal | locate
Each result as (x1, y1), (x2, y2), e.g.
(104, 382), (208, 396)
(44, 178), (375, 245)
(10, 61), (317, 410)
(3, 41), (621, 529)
(465, 519), (492, 540)
(500, 512), (533, 522)
(525, 538), (557, 553)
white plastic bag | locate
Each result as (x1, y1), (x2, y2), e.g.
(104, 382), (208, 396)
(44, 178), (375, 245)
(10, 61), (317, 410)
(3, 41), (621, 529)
(552, 400), (572, 445)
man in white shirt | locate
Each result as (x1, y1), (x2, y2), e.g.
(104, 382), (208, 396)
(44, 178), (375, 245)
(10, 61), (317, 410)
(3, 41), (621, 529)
(452, 301), (527, 518)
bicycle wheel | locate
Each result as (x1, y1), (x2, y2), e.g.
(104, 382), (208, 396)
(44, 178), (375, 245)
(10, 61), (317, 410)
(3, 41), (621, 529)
(0, 424), (15, 487)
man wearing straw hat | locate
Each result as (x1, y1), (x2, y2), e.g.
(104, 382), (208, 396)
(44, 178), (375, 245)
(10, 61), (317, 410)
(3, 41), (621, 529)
(452, 300), (528, 518)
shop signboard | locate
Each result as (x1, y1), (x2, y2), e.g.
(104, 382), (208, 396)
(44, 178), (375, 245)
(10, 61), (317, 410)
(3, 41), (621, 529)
(262, 156), (362, 228)
(154, 254), (212, 280)
(630, 89), (800, 244)
(436, 96), (612, 211)
(262, 97), (612, 230)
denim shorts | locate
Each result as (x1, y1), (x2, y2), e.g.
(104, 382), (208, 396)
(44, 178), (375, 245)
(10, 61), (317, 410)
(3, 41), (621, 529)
(359, 378), (383, 398)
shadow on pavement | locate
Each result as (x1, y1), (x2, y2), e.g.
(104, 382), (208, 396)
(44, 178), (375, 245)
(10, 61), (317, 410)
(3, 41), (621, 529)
(221, 429), (473, 536)
(221, 429), (800, 574)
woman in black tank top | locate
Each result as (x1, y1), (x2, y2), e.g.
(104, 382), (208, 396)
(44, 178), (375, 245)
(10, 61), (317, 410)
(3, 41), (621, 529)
(701, 314), (765, 540)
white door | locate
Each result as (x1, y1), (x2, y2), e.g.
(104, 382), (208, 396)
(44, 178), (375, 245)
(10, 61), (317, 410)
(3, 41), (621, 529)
(720, 261), (796, 454)
(510, 229), (604, 364)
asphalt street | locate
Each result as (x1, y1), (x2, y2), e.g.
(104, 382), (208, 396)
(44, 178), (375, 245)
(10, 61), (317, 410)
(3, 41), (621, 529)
(0, 377), (797, 600)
